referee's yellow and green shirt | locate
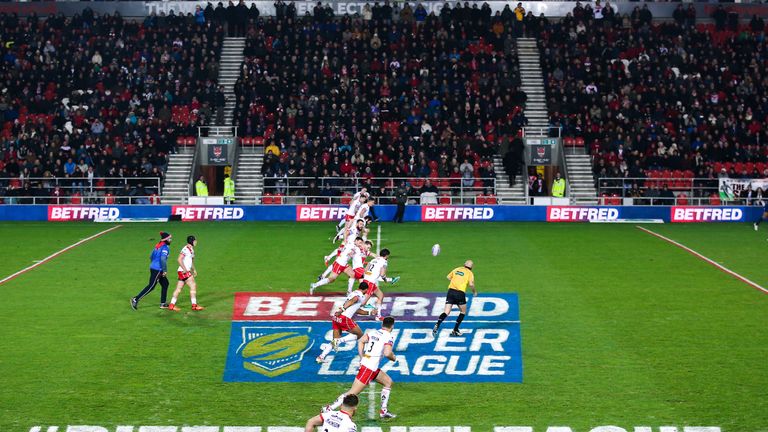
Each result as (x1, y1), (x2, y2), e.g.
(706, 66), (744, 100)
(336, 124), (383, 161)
(447, 266), (474, 292)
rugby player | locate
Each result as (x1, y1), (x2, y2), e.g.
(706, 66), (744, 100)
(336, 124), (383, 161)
(311, 237), (365, 294)
(168, 235), (204, 311)
(316, 281), (373, 363)
(323, 317), (398, 419)
(305, 394), (359, 432)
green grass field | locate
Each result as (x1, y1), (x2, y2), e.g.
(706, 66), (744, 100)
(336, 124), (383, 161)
(1, 221), (767, 432)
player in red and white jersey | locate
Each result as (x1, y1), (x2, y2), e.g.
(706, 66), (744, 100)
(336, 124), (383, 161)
(306, 394), (359, 432)
(168, 235), (204, 311)
(323, 317), (398, 419)
(316, 282), (374, 363)
(354, 197), (375, 222)
(311, 237), (364, 294)
(336, 188), (368, 232)
(345, 240), (374, 294)
(329, 218), (365, 258)
(360, 249), (399, 319)
(321, 220), (364, 283)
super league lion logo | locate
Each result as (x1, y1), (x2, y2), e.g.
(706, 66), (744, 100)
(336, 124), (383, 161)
(536, 147), (546, 158)
(237, 326), (314, 377)
(213, 146), (223, 158)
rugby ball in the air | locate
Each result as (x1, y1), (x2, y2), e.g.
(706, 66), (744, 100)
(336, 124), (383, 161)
(431, 244), (441, 256)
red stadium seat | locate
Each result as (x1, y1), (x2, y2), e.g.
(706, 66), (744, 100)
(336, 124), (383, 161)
(574, 137), (585, 147)
(274, 194), (284, 204)
(340, 193), (352, 205)
(262, 194), (273, 204)
(439, 194), (451, 205)
(485, 195), (498, 204)
(709, 194), (721, 206)
(677, 193), (689, 206)
(475, 195), (486, 205)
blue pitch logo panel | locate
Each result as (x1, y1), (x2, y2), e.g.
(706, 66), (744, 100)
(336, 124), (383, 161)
(223, 292), (522, 383)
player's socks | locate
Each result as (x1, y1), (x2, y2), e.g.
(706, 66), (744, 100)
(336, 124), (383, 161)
(322, 265), (333, 278)
(347, 277), (355, 293)
(313, 278), (330, 289)
(380, 386), (391, 412)
(319, 343), (334, 360)
(433, 312), (448, 336)
(329, 393), (346, 410)
(436, 312), (448, 326)
(339, 333), (358, 344)
(453, 313), (465, 332)
(191, 295), (197, 305)
(171, 296), (178, 305)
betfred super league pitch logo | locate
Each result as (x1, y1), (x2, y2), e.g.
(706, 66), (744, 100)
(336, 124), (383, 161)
(237, 326), (314, 377)
(223, 292), (522, 383)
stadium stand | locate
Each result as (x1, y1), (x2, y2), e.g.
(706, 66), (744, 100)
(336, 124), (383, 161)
(232, 2), (529, 200)
(0, 10), (223, 203)
(540, 3), (768, 201)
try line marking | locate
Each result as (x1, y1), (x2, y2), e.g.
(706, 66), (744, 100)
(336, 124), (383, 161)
(636, 225), (768, 295)
(0, 225), (122, 286)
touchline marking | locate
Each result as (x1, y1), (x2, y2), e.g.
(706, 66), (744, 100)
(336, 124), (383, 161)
(0, 225), (123, 286)
(637, 225), (768, 295)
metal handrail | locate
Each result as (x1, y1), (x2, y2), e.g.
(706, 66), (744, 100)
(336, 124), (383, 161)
(198, 125), (238, 137)
(260, 176), (497, 197)
(259, 194), (499, 206)
(523, 126), (561, 138)
(0, 195), (162, 205)
(596, 176), (720, 200)
(0, 177), (161, 192)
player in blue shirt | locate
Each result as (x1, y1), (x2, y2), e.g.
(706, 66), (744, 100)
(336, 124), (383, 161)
(130, 232), (172, 310)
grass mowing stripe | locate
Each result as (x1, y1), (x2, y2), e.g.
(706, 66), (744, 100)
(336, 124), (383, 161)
(0, 224), (123, 286)
(637, 225), (768, 295)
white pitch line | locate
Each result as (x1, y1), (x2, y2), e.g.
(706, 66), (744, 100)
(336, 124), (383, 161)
(0, 225), (123, 286)
(637, 225), (768, 295)
(368, 224), (383, 420)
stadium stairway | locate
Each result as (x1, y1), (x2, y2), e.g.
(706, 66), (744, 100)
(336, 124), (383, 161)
(162, 146), (195, 204)
(233, 145), (264, 204)
(214, 37), (246, 135)
(565, 151), (598, 204)
(493, 156), (527, 204)
(516, 38), (548, 130)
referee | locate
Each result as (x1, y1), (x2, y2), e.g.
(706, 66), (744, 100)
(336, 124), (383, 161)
(432, 260), (477, 337)
(130, 232), (172, 310)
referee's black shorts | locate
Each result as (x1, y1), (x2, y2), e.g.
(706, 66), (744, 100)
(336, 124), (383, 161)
(445, 288), (467, 305)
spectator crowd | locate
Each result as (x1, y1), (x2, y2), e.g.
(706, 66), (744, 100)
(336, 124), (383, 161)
(539, 2), (768, 202)
(0, 9), (223, 202)
(233, 1), (531, 201)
